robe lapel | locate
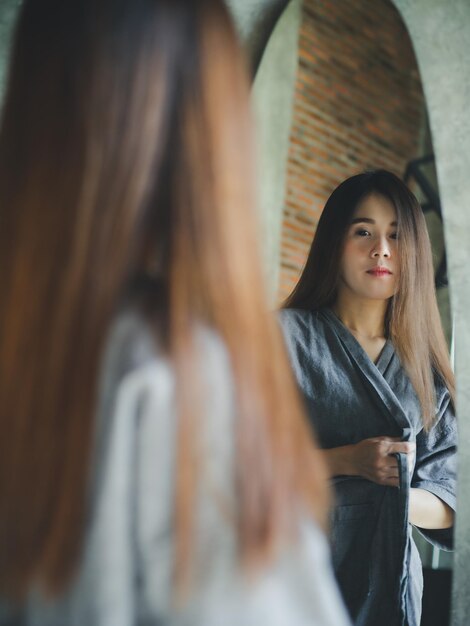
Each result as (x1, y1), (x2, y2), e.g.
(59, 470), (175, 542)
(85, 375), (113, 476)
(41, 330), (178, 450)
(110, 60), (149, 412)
(321, 309), (412, 624)
(320, 309), (413, 437)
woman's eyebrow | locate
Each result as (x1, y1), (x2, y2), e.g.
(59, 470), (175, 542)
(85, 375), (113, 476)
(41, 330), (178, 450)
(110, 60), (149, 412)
(350, 217), (398, 226)
(350, 217), (375, 224)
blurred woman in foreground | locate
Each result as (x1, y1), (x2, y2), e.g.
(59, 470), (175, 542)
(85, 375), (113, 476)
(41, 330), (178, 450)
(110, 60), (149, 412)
(0, 0), (350, 624)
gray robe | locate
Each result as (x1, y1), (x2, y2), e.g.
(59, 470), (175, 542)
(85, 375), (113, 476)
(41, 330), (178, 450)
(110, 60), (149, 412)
(280, 307), (457, 626)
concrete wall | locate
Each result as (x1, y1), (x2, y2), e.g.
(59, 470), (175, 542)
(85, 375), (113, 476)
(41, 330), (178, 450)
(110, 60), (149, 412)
(388, 3), (470, 623)
(0, 0), (19, 102)
(226, 0), (290, 77)
(226, 0), (302, 304)
(251, 0), (302, 303)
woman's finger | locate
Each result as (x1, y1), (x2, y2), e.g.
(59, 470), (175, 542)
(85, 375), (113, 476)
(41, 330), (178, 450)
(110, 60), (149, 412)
(386, 441), (416, 455)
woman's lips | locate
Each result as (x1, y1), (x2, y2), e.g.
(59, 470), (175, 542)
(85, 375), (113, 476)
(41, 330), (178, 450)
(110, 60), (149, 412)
(366, 267), (392, 276)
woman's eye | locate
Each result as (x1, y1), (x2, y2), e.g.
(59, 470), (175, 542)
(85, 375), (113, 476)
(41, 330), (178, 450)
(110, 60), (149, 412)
(390, 232), (399, 240)
(355, 229), (371, 237)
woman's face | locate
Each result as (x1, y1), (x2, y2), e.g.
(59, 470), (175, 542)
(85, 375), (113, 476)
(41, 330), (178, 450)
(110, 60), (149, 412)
(338, 192), (399, 302)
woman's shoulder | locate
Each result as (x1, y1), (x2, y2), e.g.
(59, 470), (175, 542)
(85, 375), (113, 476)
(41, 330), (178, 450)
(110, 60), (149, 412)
(110, 325), (235, 446)
(433, 372), (454, 410)
(92, 309), (237, 518)
(278, 307), (323, 330)
(100, 308), (159, 382)
(278, 307), (328, 350)
(100, 309), (232, 409)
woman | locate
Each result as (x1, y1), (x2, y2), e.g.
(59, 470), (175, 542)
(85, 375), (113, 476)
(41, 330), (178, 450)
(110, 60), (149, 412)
(280, 170), (457, 626)
(0, 1), (352, 624)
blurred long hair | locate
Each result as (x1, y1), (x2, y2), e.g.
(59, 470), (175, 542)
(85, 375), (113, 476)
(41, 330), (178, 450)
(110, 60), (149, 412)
(284, 170), (455, 430)
(0, 0), (329, 600)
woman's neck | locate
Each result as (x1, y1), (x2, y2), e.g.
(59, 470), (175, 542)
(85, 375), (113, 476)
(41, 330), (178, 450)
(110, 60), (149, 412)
(331, 292), (388, 340)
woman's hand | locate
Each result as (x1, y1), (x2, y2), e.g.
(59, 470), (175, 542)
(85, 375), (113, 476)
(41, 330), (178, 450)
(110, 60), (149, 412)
(322, 436), (416, 487)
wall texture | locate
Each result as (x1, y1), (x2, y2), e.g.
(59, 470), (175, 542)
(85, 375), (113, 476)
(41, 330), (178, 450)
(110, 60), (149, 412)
(279, 0), (425, 301)
(251, 0), (302, 303)
(227, 0), (303, 304)
(0, 0), (19, 101)
(226, 0), (291, 77)
(388, 3), (470, 624)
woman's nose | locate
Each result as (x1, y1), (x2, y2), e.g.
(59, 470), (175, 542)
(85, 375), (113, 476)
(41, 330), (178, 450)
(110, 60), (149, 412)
(371, 237), (391, 258)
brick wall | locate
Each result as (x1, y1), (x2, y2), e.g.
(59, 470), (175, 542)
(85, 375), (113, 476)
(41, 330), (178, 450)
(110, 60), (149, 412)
(280, 0), (425, 301)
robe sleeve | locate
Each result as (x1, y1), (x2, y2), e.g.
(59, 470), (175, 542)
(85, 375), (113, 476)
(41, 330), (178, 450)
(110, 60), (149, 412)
(411, 388), (457, 550)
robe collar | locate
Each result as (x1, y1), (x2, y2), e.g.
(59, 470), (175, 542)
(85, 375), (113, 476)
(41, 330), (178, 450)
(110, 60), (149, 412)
(319, 308), (413, 437)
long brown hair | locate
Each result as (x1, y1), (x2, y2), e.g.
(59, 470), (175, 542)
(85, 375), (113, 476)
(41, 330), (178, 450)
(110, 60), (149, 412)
(0, 0), (329, 600)
(284, 170), (455, 430)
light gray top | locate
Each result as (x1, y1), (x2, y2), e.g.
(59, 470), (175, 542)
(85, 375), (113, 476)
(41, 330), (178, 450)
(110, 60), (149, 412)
(0, 311), (351, 626)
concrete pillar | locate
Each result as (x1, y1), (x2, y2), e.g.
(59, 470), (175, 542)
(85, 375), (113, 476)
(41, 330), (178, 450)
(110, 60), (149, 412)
(387, 1), (470, 623)
(251, 0), (301, 303)
(225, 0), (290, 76)
(0, 0), (20, 102)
